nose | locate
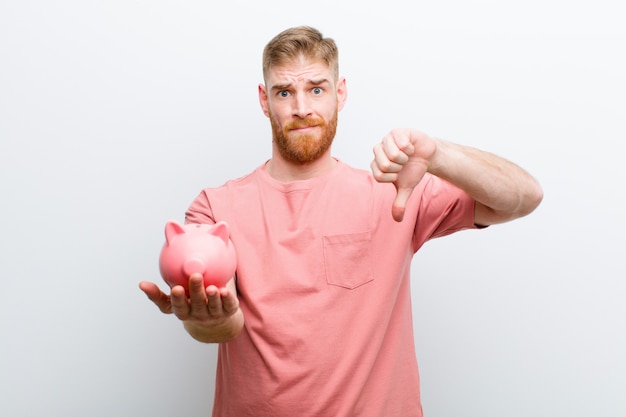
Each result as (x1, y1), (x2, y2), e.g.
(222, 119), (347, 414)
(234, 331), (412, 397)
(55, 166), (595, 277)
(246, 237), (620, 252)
(292, 93), (313, 118)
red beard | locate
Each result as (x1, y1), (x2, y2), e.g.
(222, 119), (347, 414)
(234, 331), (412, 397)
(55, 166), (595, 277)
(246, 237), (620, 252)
(270, 111), (338, 164)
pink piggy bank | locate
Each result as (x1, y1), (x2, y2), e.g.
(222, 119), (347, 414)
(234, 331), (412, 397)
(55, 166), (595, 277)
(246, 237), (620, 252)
(159, 220), (237, 293)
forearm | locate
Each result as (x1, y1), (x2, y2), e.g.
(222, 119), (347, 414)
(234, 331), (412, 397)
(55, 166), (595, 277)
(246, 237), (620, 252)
(428, 138), (543, 224)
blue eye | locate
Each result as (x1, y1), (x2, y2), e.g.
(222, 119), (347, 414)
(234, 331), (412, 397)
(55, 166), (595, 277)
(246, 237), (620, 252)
(312, 87), (322, 95)
(279, 91), (290, 98)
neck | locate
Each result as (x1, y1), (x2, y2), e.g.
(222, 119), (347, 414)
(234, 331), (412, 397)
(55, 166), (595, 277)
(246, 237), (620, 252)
(266, 153), (337, 182)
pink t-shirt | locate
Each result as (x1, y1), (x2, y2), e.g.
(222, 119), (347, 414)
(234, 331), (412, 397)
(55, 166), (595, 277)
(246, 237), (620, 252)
(185, 160), (477, 417)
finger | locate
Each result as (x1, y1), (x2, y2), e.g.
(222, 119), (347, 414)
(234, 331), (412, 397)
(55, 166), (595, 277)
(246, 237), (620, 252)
(139, 281), (173, 314)
(170, 285), (192, 320)
(220, 287), (240, 316)
(138, 281), (161, 300)
(370, 160), (398, 183)
(374, 150), (403, 173)
(206, 285), (224, 317)
(392, 187), (414, 222)
(371, 144), (403, 180)
(382, 134), (412, 164)
(188, 274), (210, 317)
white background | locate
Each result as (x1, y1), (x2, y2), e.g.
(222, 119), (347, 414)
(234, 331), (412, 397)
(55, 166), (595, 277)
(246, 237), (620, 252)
(1, 1), (624, 416)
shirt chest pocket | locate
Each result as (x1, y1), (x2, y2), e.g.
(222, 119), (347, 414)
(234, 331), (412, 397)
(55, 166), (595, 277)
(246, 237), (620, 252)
(322, 231), (373, 289)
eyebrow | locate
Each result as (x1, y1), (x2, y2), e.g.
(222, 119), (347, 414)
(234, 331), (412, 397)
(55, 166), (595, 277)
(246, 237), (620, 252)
(270, 78), (331, 92)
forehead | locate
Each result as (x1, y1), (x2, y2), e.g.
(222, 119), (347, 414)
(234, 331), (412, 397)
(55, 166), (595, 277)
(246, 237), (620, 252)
(266, 56), (334, 88)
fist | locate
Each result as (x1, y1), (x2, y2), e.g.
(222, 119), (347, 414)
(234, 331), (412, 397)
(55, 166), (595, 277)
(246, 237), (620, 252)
(370, 129), (436, 221)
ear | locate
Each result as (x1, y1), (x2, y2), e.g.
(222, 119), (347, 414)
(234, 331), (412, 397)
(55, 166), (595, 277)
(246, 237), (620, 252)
(164, 220), (186, 244)
(210, 221), (231, 244)
(336, 77), (348, 112)
(258, 84), (270, 117)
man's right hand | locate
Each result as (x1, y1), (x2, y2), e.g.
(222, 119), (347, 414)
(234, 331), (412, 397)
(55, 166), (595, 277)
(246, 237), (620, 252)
(139, 274), (244, 343)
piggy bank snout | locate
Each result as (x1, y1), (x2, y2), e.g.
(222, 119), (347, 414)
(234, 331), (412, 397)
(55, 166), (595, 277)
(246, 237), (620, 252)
(183, 257), (206, 277)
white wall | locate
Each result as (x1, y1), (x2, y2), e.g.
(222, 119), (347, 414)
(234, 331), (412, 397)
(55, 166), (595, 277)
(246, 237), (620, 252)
(1, 1), (624, 416)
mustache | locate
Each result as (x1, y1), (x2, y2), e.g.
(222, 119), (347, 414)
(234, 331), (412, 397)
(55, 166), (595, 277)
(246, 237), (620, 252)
(285, 118), (325, 130)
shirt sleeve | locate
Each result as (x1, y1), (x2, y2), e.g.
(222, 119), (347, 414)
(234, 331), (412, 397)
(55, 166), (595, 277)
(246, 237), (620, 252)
(184, 190), (216, 225)
(412, 174), (480, 251)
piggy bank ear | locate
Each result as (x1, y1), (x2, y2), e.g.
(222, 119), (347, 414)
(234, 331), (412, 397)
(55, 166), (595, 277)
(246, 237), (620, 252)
(164, 220), (186, 244)
(211, 221), (230, 244)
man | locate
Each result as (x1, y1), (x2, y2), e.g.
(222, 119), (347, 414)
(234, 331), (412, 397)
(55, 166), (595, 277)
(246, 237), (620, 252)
(140, 26), (543, 416)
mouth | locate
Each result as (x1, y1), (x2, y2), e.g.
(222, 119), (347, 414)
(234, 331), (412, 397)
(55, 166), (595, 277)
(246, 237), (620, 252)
(290, 125), (318, 133)
(287, 119), (322, 132)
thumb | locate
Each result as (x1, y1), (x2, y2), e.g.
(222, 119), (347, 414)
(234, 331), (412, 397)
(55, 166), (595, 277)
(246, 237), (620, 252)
(392, 186), (414, 222)
(139, 281), (173, 314)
